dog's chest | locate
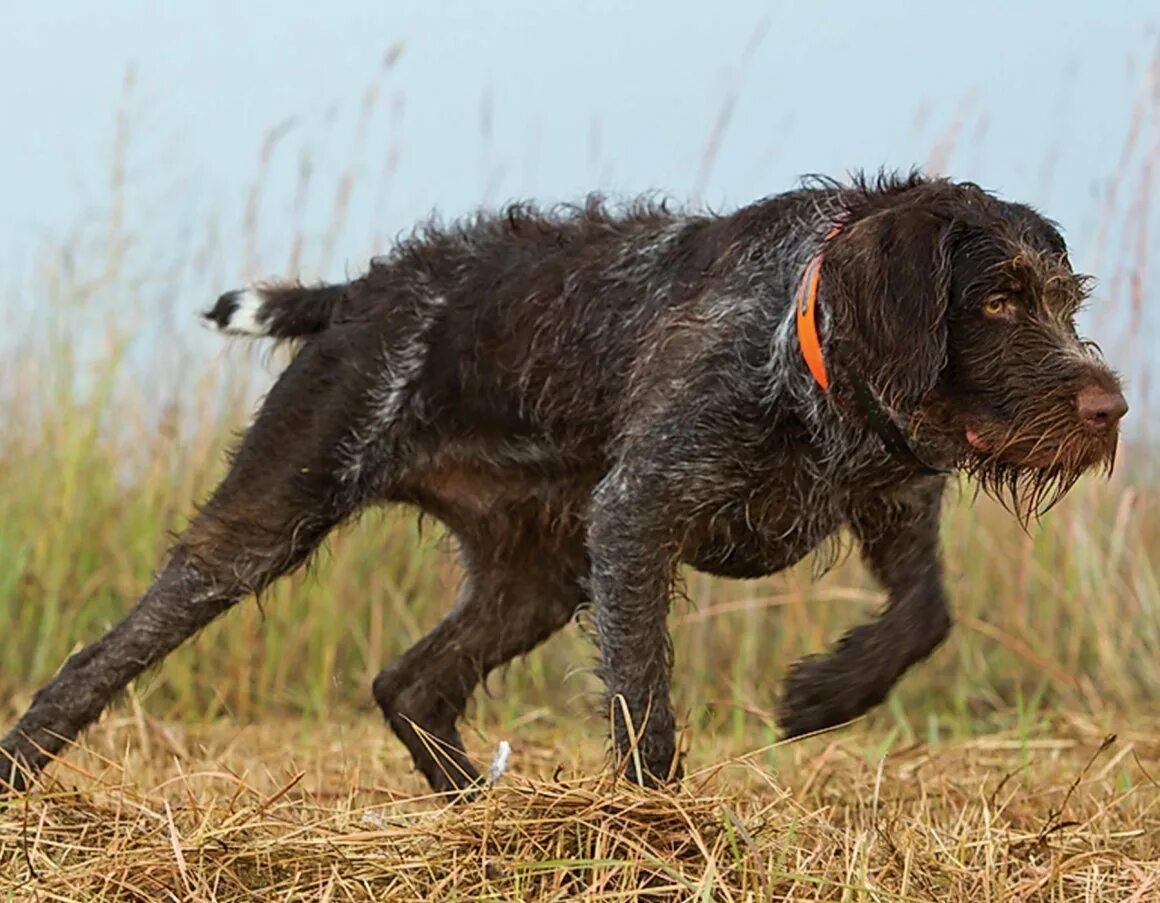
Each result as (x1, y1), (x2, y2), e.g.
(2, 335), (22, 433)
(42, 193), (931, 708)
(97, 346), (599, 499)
(679, 485), (845, 580)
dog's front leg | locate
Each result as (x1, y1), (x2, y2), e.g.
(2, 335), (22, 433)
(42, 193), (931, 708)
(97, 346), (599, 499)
(778, 481), (952, 738)
(587, 465), (682, 787)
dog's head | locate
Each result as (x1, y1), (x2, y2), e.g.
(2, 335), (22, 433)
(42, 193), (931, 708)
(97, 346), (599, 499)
(821, 176), (1126, 516)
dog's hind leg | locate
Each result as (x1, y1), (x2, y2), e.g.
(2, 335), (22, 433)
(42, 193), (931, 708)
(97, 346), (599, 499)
(373, 521), (588, 795)
(0, 328), (386, 793)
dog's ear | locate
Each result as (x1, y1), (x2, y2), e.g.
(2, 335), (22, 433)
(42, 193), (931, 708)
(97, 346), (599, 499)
(822, 205), (955, 412)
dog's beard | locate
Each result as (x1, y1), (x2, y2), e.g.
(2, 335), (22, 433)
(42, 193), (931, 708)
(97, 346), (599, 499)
(965, 459), (1085, 524)
(959, 418), (1117, 524)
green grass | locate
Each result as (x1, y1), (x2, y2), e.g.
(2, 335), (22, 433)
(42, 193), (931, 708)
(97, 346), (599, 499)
(1, 334), (1156, 743)
(2, 70), (1154, 741)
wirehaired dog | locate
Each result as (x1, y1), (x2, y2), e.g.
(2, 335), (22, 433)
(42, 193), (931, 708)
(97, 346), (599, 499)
(1, 172), (1126, 795)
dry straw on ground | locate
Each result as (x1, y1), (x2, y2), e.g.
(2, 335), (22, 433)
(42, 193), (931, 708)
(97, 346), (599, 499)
(2, 714), (1157, 901)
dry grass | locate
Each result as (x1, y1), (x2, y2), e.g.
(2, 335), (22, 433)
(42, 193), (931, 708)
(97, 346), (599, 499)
(2, 714), (1158, 900)
(3, 25), (1160, 903)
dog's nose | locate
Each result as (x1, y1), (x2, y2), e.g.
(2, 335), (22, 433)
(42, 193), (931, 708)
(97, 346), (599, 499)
(1076, 386), (1128, 431)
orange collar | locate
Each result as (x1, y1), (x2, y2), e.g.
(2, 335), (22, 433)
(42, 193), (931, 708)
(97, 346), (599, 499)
(794, 224), (843, 391)
(790, 221), (949, 477)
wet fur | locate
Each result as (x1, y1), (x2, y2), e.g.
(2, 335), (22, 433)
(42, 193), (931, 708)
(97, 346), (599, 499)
(2, 172), (1124, 795)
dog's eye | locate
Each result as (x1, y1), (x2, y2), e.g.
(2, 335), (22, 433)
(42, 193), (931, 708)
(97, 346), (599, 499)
(982, 298), (1015, 319)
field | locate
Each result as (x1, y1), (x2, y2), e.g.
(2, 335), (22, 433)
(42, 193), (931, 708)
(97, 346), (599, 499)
(3, 43), (1160, 902)
(1, 713), (1158, 899)
(1, 421), (1158, 899)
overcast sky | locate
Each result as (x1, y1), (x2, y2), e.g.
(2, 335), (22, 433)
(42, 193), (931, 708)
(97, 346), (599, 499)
(3, 1), (1157, 372)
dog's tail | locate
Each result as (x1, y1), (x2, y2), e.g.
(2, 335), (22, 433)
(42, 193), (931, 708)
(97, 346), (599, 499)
(202, 283), (346, 340)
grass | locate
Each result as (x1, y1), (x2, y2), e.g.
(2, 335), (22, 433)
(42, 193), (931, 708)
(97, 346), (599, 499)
(2, 387), (1157, 731)
(3, 33), (1160, 901)
(1, 715), (1157, 899)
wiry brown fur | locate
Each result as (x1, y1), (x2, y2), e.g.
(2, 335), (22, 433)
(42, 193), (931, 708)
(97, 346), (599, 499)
(2, 171), (1126, 796)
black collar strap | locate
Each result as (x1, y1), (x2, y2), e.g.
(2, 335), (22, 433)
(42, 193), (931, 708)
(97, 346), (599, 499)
(837, 364), (949, 476)
(794, 225), (949, 477)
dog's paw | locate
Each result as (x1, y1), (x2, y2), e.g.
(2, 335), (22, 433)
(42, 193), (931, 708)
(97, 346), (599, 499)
(776, 654), (869, 740)
(617, 737), (683, 790)
(0, 742), (35, 798)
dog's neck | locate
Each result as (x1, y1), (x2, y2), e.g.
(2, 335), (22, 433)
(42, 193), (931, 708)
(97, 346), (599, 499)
(789, 222), (947, 478)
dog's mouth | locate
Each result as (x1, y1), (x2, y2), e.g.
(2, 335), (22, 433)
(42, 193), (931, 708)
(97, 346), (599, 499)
(952, 416), (1119, 520)
(965, 427), (990, 454)
(962, 420), (1117, 472)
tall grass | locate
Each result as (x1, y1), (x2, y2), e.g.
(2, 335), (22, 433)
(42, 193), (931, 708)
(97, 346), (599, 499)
(1, 381), (1156, 736)
(1, 48), (1158, 753)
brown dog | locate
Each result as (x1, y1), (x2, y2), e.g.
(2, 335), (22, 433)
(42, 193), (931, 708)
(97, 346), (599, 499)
(1, 172), (1126, 795)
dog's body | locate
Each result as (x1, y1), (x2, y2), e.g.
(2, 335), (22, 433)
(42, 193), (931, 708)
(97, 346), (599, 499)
(1, 173), (1126, 794)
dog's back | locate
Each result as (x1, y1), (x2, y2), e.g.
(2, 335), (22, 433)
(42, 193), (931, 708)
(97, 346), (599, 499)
(203, 196), (808, 463)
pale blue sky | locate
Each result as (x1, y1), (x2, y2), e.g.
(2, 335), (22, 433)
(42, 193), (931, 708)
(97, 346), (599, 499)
(3, 1), (1157, 380)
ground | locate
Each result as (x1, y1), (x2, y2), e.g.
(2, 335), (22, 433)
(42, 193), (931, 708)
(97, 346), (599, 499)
(2, 711), (1157, 901)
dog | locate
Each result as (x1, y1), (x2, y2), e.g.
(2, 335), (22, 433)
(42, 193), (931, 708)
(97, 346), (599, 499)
(1, 172), (1126, 795)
